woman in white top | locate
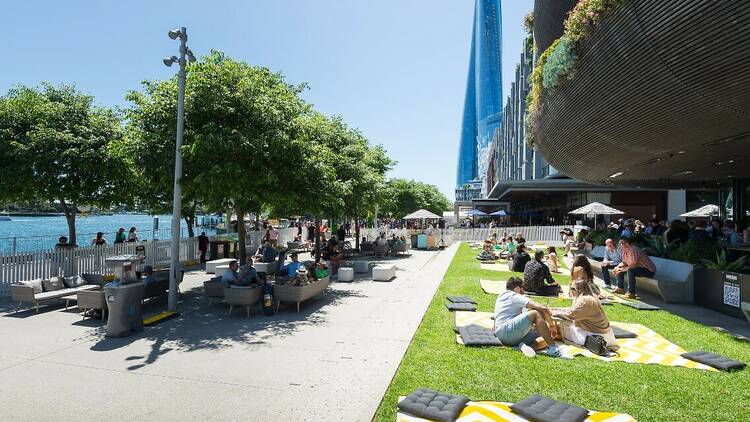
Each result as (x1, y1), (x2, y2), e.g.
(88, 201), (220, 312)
(546, 246), (559, 273)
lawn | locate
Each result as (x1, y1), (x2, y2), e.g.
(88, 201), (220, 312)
(374, 243), (750, 422)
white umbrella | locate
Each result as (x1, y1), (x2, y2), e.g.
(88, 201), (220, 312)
(569, 202), (624, 227)
(680, 204), (719, 218)
(403, 209), (441, 220)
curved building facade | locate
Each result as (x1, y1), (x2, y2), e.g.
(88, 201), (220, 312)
(456, 0), (503, 188)
(532, 0), (750, 188)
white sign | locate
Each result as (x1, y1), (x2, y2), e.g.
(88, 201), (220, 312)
(723, 282), (740, 308)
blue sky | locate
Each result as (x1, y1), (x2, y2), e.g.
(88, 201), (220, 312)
(0, 0), (532, 202)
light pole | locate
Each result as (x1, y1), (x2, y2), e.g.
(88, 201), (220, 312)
(163, 27), (196, 311)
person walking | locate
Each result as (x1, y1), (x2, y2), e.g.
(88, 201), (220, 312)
(198, 232), (209, 263)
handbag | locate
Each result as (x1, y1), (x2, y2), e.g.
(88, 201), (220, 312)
(584, 334), (608, 356)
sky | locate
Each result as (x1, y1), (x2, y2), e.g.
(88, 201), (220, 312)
(0, 0), (533, 202)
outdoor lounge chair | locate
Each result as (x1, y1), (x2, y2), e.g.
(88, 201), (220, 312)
(224, 286), (262, 318)
(273, 275), (330, 313)
(11, 274), (103, 313)
(204, 276), (225, 305)
(77, 290), (107, 320)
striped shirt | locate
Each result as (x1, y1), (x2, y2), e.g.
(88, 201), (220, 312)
(622, 245), (656, 273)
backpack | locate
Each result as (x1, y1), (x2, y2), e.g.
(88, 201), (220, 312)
(261, 282), (275, 316)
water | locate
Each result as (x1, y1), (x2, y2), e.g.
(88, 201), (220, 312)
(0, 213), (216, 253)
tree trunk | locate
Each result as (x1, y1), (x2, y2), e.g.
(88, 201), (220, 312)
(237, 207), (247, 263)
(185, 200), (197, 238)
(60, 199), (77, 246)
(315, 216), (321, 263)
(355, 215), (361, 250)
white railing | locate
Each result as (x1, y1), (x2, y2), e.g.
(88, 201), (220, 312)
(356, 226), (567, 244)
(0, 239), (199, 297)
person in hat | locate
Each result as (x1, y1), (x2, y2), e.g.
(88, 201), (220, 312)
(279, 252), (302, 279)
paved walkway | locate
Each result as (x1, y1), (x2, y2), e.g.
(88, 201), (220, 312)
(0, 243), (458, 421)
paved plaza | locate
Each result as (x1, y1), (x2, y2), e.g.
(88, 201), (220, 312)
(0, 244), (458, 421)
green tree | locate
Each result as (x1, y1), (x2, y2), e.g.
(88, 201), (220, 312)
(122, 73), (202, 236)
(0, 84), (128, 246)
(183, 51), (310, 262)
(381, 179), (451, 219)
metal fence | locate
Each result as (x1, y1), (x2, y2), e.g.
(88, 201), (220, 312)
(0, 227), (188, 255)
(358, 226), (566, 244)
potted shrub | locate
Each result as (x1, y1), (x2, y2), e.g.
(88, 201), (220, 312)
(694, 250), (749, 319)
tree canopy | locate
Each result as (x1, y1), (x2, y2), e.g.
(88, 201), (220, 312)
(0, 83), (128, 245)
(380, 178), (452, 219)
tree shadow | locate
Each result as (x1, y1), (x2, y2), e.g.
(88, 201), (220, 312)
(88, 284), (368, 370)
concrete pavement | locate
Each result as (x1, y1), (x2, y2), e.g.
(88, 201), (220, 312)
(0, 243), (458, 421)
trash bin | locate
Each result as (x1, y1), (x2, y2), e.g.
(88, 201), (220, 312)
(209, 240), (229, 260)
(105, 282), (145, 337)
(417, 234), (428, 249)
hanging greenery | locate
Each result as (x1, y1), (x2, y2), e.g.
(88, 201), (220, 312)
(525, 0), (626, 148)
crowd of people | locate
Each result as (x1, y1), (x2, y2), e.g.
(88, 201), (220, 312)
(477, 231), (628, 358)
(598, 217), (749, 247)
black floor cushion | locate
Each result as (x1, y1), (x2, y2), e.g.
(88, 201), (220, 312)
(447, 296), (477, 304)
(600, 299), (614, 306)
(612, 326), (637, 339)
(681, 351), (747, 372)
(446, 302), (477, 312)
(397, 388), (470, 422)
(510, 395), (589, 422)
(457, 324), (502, 347)
(623, 301), (661, 310)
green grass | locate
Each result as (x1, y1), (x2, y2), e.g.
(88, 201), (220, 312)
(374, 243), (750, 422)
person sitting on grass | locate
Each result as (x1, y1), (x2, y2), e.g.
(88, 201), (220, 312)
(523, 250), (561, 297)
(510, 244), (531, 272)
(221, 260), (241, 285)
(551, 278), (617, 351)
(477, 240), (496, 261)
(613, 237), (655, 299)
(546, 246), (560, 273)
(493, 277), (561, 358)
(570, 254), (601, 296)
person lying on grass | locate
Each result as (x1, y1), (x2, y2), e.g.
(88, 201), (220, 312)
(493, 277), (561, 358)
(551, 279), (618, 351)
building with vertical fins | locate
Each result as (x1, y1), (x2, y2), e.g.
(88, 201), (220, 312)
(455, 0), (503, 201)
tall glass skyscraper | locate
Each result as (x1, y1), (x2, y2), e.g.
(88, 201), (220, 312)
(456, 0), (503, 189)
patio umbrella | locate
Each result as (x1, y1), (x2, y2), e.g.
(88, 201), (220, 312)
(569, 202), (624, 227)
(680, 204), (719, 218)
(489, 210), (507, 216)
(402, 209), (441, 220)
(465, 209), (487, 229)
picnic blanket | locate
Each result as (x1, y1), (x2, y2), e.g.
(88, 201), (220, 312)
(480, 279), (505, 295)
(481, 262), (511, 272)
(397, 398), (635, 422)
(480, 279), (571, 297)
(453, 312), (716, 371)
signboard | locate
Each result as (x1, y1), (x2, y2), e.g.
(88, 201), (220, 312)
(723, 280), (741, 308)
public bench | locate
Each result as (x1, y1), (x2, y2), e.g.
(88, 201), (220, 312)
(589, 252), (694, 303)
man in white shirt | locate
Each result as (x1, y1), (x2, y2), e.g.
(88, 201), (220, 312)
(493, 277), (561, 358)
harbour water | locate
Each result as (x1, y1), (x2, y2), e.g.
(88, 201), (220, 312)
(0, 214), (216, 253)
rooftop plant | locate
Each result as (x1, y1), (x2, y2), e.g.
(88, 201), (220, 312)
(525, 0), (626, 147)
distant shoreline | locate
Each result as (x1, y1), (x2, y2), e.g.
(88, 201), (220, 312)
(2, 212), (118, 217)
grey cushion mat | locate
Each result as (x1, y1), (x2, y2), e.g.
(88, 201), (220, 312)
(681, 351), (746, 372)
(623, 301), (661, 310)
(446, 302), (477, 312)
(397, 388), (469, 422)
(510, 395), (589, 422)
(612, 326), (637, 339)
(599, 299), (613, 306)
(447, 296), (477, 304)
(457, 324), (502, 347)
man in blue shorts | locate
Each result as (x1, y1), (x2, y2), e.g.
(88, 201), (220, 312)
(494, 276), (561, 358)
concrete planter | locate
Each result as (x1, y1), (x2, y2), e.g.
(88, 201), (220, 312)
(694, 268), (749, 319)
